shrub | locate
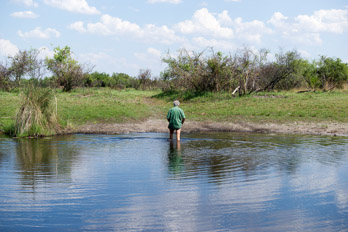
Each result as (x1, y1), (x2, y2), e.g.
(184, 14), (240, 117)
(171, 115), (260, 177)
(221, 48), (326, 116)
(46, 46), (91, 92)
(317, 56), (348, 90)
(14, 85), (59, 137)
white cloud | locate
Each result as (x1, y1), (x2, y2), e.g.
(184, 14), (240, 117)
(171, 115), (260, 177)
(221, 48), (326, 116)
(290, 32), (322, 45)
(69, 14), (185, 45)
(38, 46), (54, 59)
(268, 8), (348, 46)
(10, 11), (39, 18)
(298, 49), (311, 58)
(192, 37), (235, 50)
(43, 0), (100, 14)
(0, 39), (19, 57)
(268, 12), (288, 29)
(68, 21), (87, 33)
(18, 27), (60, 39)
(143, 24), (184, 44)
(216, 10), (272, 43)
(147, 0), (182, 4)
(217, 10), (232, 25)
(295, 9), (348, 34)
(174, 8), (234, 39)
(12, 0), (38, 7)
(82, 14), (141, 36)
(70, 8), (276, 48)
(147, 47), (161, 57)
(233, 18), (272, 43)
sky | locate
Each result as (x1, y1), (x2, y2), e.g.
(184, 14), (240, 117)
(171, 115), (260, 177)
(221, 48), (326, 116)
(0, 0), (348, 77)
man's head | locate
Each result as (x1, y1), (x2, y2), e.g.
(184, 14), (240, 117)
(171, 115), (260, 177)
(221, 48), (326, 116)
(173, 100), (180, 106)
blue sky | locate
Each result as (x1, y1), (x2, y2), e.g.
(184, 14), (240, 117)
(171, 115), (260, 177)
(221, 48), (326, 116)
(1, 0), (348, 77)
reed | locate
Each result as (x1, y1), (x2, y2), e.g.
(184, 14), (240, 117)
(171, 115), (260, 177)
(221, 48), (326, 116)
(14, 85), (59, 137)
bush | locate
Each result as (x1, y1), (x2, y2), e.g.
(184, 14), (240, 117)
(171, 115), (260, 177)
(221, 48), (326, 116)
(0, 62), (12, 91)
(13, 85), (59, 137)
(46, 46), (91, 92)
(317, 56), (348, 90)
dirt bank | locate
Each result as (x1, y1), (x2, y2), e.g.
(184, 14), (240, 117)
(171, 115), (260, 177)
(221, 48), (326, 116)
(73, 119), (348, 136)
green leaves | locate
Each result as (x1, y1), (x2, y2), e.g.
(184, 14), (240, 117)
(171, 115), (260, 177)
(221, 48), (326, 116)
(45, 46), (89, 92)
(317, 56), (348, 90)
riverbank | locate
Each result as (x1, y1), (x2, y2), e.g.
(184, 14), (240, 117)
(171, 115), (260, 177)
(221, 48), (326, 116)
(2, 88), (348, 137)
(72, 119), (348, 137)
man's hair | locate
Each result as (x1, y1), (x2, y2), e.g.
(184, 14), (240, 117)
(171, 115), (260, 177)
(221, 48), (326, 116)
(173, 100), (180, 106)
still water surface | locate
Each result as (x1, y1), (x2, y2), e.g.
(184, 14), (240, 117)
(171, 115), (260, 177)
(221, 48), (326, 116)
(0, 132), (348, 231)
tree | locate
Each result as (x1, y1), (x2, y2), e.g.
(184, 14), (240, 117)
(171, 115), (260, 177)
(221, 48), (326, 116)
(301, 60), (321, 91)
(111, 72), (136, 89)
(260, 50), (303, 91)
(45, 46), (91, 92)
(0, 62), (12, 90)
(317, 56), (348, 90)
(137, 69), (152, 90)
(8, 48), (45, 86)
(205, 50), (237, 92)
(235, 47), (268, 95)
(161, 48), (207, 92)
(86, 72), (112, 87)
(161, 47), (267, 94)
(8, 50), (30, 85)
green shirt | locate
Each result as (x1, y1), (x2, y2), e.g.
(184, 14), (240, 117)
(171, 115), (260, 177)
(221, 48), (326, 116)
(167, 106), (186, 130)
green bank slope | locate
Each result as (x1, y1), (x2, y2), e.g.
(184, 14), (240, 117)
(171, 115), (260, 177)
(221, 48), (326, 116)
(1, 88), (348, 133)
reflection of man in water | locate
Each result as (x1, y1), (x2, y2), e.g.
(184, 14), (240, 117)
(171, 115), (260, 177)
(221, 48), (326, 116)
(167, 100), (186, 141)
(168, 140), (183, 175)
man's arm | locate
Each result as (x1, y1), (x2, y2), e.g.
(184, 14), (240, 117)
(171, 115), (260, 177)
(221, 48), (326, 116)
(167, 110), (171, 122)
(182, 118), (185, 124)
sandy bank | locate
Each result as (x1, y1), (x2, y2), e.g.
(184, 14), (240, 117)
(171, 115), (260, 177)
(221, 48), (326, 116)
(73, 119), (348, 137)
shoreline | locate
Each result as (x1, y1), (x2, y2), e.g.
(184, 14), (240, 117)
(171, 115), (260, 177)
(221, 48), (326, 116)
(69, 119), (348, 137)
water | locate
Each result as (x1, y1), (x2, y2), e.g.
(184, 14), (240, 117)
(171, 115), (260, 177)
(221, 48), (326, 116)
(0, 132), (347, 231)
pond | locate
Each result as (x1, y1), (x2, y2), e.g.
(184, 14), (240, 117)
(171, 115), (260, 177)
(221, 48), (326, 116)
(0, 132), (347, 231)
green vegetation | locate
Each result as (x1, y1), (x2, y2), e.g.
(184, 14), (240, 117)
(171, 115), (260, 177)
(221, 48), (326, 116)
(45, 46), (91, 92)
(12, 85), (59, 137)
(0, 90), (20, 134)
(161, 48), (348, 95)
(1, 45), (348, 137)
(2, 88), (348, 135)
(0, 88), (162, 134)
(172, 90), (348, 123)
(56, 88), (159, 128)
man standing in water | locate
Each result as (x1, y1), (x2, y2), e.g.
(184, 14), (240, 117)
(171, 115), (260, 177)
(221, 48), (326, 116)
(167, 100), (186, 141)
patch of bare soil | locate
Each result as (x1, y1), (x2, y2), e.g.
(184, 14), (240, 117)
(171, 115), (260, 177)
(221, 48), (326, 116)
(72, 119), (348, 136)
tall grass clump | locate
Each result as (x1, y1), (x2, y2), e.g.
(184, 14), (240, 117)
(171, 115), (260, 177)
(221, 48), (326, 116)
(14, 85), (59, 137)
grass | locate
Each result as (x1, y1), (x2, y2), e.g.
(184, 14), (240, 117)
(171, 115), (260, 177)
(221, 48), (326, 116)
(0, 90), (21, 134)
(156, 90), (348, 123)
(8, 86), (59, 137)
(56, 88), (164, 128)
(2, 88), (348, 134)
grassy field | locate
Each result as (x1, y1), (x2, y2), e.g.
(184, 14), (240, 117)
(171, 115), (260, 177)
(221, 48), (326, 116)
(176, 91), (348, 123)
(1, 88), (348, 133)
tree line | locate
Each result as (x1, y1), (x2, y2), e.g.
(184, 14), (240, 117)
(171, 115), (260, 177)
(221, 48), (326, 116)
(161, 47), (348, 96)
(1, 46), (348, 95)
(0, 46), (158, 92)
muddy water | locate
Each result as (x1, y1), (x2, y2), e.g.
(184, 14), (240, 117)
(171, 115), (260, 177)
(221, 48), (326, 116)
(0, 132), (347, 231)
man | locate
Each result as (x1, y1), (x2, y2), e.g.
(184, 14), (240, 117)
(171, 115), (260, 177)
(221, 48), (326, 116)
(167, 100), (186, 141)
